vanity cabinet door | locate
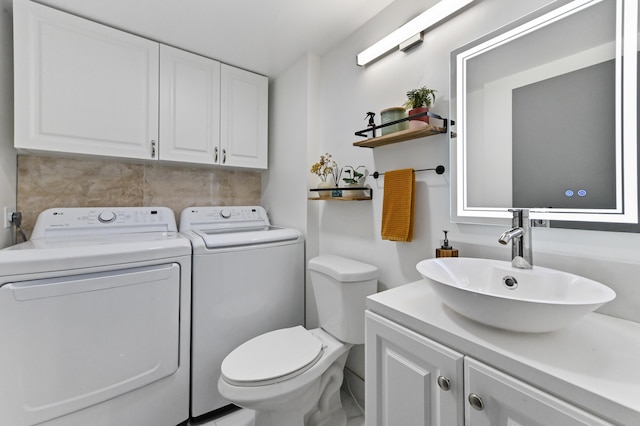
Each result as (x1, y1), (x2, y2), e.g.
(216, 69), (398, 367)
(220, 64), (268, 169)
(464, 358), (614, 426)
(13, 0), (159, 161)
(365, 311), (464, 426)
(159, 45), (221, 164)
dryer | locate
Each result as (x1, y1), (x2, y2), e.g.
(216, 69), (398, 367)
(0, 207), (191, 426)
(179, 206), (304, 418)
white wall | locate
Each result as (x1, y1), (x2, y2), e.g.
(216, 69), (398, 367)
(263, 52), (323, 327)
(0, 0), (16, 248)
(313, 0), (558, 289)
(263, 53), (316, 234)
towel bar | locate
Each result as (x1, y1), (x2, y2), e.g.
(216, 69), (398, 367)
(372, 165), (445, 179)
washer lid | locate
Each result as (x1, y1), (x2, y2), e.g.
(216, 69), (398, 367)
(194, 226), (300, 249)
(221, 326), (323, 386)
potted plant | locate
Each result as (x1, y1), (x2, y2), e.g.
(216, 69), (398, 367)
(310, 153), (336, 198)
(342, 165), (366, 198)
(404, 86), (437, 127)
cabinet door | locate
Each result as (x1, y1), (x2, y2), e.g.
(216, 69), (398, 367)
(159, 45), (221, 165)
(365, 311), (464, 426)
(220, 64), (268, 169)
(464, 358), (614, 426)
(13, 0), (159, 160)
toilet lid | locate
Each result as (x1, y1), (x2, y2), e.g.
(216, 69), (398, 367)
(221, 326), (324, 386)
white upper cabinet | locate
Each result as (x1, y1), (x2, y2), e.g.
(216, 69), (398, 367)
(159, 45), (221, 165)
(13, 0), (159, 161)
(220, 64), (268, 169)
(13, 0), (268, 169)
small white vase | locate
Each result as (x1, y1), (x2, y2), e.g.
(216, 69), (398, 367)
(317, 181), (333, 198)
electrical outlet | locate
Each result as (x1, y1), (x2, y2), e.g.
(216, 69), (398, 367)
(4, 207), (16, 229)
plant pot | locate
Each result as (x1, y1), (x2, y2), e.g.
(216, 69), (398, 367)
(408, 107), (430, 129)
(342, 183), (365, 198)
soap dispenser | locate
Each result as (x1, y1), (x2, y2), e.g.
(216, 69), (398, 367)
(436, 230), (459, 258)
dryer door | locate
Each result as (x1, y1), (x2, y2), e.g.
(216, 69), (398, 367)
(0, 263), (181, 426)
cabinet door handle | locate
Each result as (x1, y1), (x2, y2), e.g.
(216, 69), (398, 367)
(437, 376), (451, 391)
(151, 140), (156, 158)
(468, 393), (484, 411)
(214, 147), (219, 162)
(222, 148), (227, 164)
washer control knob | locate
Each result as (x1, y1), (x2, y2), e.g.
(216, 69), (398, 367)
(98, 211), (117, 223)
(220, 209), (232, 219)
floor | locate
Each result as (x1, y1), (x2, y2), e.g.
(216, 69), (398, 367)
(191, 390), (364, 426)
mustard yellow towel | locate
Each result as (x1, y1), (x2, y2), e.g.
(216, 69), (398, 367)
(381, 168), (415, 242)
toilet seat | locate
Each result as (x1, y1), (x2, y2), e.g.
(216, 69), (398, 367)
(221, 326), (324, 387)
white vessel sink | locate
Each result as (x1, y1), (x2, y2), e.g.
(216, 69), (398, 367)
(416, 257), (616, 333)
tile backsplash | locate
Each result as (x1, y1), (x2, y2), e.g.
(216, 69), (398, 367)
(17, 155), (262, 238)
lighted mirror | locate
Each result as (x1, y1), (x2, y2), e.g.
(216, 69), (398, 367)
(451, 0), (638, 225)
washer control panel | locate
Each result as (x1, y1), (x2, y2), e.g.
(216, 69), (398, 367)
(31, 207), (177, 238)
(179, 206), (270, 232)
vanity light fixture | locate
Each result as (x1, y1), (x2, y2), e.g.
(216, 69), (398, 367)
(356, 0), (475, 66)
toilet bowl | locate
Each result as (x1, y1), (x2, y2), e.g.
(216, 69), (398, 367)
(217, 255), (378, 426)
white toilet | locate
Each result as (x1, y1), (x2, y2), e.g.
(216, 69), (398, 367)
(218, 255), (378, 426)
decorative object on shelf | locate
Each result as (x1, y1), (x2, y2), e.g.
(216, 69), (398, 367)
(365, 111), (376, 129)
(331, 165), (343, 197)
(310, 153), (336, 198)
(342, 165), (366, 198)
(310, 152), (336, 182)
(380, 107), (407, 135)
(316, 181), (334, 198)
(342, 165), (365, 184)
(404, 86), (437, 128)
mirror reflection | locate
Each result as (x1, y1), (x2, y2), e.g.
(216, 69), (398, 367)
(452, 0), (638, 224)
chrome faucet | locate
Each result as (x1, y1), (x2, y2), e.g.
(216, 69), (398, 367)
(498, 209), (533, 269)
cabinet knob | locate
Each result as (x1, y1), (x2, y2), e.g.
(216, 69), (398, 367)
(222, 148), (227, 164)
(437, 376), (451, 391)
(214, 147), (219, 162)
(151, 140), (156, 158)
(468, 393), (484, 411)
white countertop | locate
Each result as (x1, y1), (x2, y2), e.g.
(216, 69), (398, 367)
(366, 280), (640, 426)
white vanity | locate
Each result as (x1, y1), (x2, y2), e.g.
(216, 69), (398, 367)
(365, 0), (640, 422)
(365, 280), (640, 426)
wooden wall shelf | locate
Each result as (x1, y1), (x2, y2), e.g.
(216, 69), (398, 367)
(353, 125), (454, 148)
(308, 187), (372, 201)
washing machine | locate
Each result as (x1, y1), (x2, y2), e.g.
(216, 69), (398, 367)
(0, 207), (192, 426)
(179, 206), (305, 418)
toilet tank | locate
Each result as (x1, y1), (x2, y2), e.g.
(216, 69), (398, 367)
(308, 255), (378, 344)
